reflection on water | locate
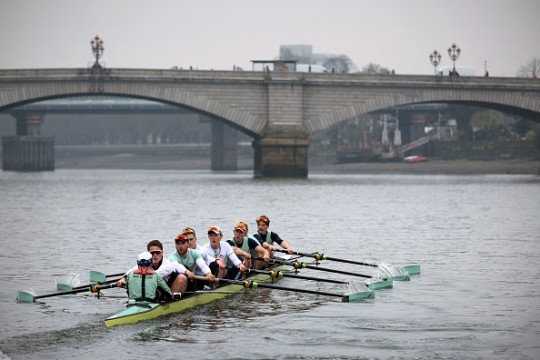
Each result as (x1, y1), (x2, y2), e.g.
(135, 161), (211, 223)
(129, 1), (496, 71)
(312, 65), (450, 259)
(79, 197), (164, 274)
(1, 170), (539, 360)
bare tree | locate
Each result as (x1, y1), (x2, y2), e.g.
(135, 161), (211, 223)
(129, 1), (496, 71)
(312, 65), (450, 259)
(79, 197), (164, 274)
(323, 55), (356, 73)
(517, 57), (540, 78)
(360, 63), (391, 75)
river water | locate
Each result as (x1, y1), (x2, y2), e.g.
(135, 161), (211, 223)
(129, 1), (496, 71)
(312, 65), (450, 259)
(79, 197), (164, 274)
(0, 169), (539, 360)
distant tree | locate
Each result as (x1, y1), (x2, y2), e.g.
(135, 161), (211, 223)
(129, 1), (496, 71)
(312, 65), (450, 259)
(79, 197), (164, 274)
(322, 55), (356, 73)
(517, 57), (540, 78)
(470, 110), (508, 141)
(278, 48), (311, 64)
(512, 117), (533, 138)
(360, 63), (391, 75)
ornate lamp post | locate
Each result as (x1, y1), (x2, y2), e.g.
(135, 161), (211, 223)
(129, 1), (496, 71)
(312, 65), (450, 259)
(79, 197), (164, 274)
(429, 50), (442, 74)
(447, 42), (461, 75)
(91, 35), (104, 69)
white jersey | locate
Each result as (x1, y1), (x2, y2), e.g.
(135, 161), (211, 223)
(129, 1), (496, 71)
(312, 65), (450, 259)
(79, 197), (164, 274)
(196, 244), (216, 265)
(124, 257), (187, 281)
(201, 241), (243, 268)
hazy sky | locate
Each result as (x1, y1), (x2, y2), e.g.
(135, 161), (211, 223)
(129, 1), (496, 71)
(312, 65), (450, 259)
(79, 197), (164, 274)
(1, 0), (538, 76)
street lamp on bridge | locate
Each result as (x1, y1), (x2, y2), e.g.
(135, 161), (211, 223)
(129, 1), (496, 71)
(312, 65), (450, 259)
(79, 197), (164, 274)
(447, 42), (461, 76)
(429, 50), (442, 74)
(91, 35), (104, 69)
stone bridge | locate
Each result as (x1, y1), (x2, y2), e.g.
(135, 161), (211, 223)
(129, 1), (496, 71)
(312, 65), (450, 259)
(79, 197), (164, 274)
(1, 68), (539, 176)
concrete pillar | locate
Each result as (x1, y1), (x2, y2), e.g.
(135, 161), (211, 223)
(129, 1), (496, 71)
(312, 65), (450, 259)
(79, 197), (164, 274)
(211, 121), (237, 171)
(3, 113), (54, 171)
(2, 136), (55, 171)
(253, 126), (309, 178)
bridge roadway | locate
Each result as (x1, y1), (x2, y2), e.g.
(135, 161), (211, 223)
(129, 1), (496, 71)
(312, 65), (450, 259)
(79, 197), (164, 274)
(1, 68), (539, 177)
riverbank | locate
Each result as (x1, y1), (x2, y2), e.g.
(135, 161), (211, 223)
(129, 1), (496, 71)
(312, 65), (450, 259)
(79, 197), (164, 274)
(310, 158), (540, 175)
(5, 145), (539, 175)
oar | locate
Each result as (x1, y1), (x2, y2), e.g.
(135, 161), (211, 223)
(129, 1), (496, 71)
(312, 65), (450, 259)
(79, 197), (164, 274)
(274, 250), (415, 280)
(89, 270), (125, 283)
(245, 268), (393, 290)
(245, 268), (350, 284)
(275, 249), (380, 268)
(264, 258), (380, 279)
(194, 276), (373, 302)
(58, 277), (122, 292)
(17, 283), (117, 303)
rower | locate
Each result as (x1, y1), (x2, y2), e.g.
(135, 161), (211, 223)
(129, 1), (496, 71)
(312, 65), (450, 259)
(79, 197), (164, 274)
(201, 225), (247, 279)
(252, 215), (295, 257)
(227, 221), (270, 270)
(116, 240), (188, 298)
(125, 252), (173, 302)
(168, 234), (217, 290)
(181, 227), (223, 277)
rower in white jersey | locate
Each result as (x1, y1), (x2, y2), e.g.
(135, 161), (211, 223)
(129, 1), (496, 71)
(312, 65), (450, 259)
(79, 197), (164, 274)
(181, 226), (224, 275)
(201, 225), (247, 279)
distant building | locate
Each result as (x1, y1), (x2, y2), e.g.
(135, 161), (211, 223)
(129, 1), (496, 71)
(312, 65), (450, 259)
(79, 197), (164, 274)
(279, 44), (330, 66)
(280, 44), (313, 59)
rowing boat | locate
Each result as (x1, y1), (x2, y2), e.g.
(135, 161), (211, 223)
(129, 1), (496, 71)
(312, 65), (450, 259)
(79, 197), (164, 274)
(17, 253), (415, 326)
(105, 271), (272, 327)
(103, 255), (378, 327)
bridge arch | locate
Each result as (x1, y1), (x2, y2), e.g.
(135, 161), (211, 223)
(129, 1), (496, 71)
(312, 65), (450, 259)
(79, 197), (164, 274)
(302, 83), (540, 135)
(1, 91), (264, 140)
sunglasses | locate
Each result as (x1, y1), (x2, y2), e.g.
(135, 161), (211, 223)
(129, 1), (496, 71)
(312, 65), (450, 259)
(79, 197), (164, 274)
(175, 239), (188, 245)
(150, 250), (162, 255)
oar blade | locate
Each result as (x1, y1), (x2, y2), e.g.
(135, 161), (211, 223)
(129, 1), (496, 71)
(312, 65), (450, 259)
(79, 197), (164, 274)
(57, 283), (75, 292)
(16, 291), (36, 303)
(387, 274), (410, 281)
(343, 290), (375, 302)
(55, 273), (81, 291)
(402, 264), (421, 275)
(367, 279), (393, 290)
(89, 270), (107, 283)
(379, 264), (410, 281)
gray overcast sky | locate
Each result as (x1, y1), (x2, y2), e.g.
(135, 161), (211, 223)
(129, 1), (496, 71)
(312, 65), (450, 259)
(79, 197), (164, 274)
(1, 0), (538, 77)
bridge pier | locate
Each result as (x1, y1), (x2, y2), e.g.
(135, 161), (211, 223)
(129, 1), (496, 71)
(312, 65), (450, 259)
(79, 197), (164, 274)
(210, 121), (237, 171)
(2, 113), (54, 171)
(253, 127), (309, 178)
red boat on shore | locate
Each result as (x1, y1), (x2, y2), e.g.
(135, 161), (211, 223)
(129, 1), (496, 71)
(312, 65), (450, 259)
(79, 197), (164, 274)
(403, 155), (428, 163)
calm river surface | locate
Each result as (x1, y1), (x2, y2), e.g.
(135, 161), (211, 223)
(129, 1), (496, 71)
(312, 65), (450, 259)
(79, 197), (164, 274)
(1, 169), (539, 360)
